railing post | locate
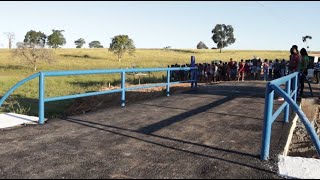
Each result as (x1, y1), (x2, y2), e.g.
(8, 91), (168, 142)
(284, 80), (291, 123)
(121, 71), (126, 107)
(166, 69), (170, 96)
(261, 82), (274, 160)
(294, 74), (298, 103)
(191, 56), (196, 88)
(39, 72), (45, 125)
(272, 84), (320, 158)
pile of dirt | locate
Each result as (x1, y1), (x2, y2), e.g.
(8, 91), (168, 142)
(64, 83), (196, 116)
(289, 99), (320, 159)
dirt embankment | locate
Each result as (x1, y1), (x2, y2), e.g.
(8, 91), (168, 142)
(289, 99), (320, 159)
(64, 83), (198, 116)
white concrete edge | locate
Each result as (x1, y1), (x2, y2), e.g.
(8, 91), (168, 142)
(0, 113), (48, 129)
(278, 155), (320, 179)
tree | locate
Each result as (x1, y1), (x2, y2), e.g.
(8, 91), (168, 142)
(109, 35), (135, 62)
(89, 41), (103, 48)
(211, 24), (236, 53)
(4, 32), (15, 49)
(75, 38), (86, 48)
(197, 41), (208, 49)
(13, 42), (55, 71)
(302, 35), (312, 51)
(47, 30), (66, 49)
(24, 30), (47, 48)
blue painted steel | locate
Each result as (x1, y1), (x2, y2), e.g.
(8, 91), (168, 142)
(0, 66), (198, 125)
(0, 73), (40, 107)
(269, 73), (298, 86)
(261, 72), (320, 160)
(39, 72), (45, 125)
(42, 67), (196, 77)
(271, 91), (297, 124)
(166, 70), (170, 96)
(293, 75), (298, 102)
(272, 101), (289, 123)
(271, 84), (320, 157)
(169, 80), (195, 84)
(284, 80), (291, 123)
(261, 82), (274, 161)
(44, 89), (123, 102)
(121, 71), (126, 107)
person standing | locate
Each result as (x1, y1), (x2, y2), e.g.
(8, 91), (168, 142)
(227, 58), (233, 81)
(280, 59), (287, 77)
(252, 57), (258, 80)
(238, 59), (245, 81)
(263, 59), (269, 81)
(273, 59), (281, 79)
(256, 59), (262, 80)
(268, 60), (273, 81)
(314, 61), (320, 84)
(289, 47), (300, 74)
(299, 48), (309, 97)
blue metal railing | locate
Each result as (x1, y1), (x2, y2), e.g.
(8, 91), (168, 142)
(0, 59), (198, 125)
(261, 72), (320, 160)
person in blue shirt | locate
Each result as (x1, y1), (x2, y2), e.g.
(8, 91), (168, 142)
(314, 61), (320, 84)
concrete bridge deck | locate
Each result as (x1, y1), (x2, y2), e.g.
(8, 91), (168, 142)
(0, 81), (294, 178)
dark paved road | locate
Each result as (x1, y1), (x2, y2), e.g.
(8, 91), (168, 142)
(0, 81), (295, 179)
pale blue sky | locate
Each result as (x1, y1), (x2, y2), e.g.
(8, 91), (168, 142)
(0, 1), (319, 50)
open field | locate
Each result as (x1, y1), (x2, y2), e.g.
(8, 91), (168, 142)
(0, 48), (293, 117)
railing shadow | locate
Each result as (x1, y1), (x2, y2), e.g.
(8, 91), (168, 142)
(136, 95), (235, 134)
(60, 117), (277, 175)
(134, 102), (284, 123)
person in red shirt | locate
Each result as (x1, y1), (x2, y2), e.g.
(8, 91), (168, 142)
(289, 46), (300, 73)
(238, 59), (245, 81)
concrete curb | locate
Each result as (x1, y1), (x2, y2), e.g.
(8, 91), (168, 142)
(0, 113), (47, 129)
(279, 102), (320, 179)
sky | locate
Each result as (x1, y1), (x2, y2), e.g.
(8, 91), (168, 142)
(0, 1), (319, 50)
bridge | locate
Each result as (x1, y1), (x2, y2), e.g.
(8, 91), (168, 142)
(0, 80), (293, 178)
(0, 59), (319, 178)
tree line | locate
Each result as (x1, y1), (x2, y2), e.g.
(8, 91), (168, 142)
(1, 30), (123, 49)
(5, 29), (136, 71)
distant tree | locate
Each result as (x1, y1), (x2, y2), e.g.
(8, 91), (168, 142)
(13, 42), (55, 71)
(302, 35), (312, 51)
(24, 30), (47, 48)
(109, 35), (135, 62)
(197, 41), (208, 49)
(211, 24), (236, 53)
(74, 38), (86, 48)
(47, 30), (66, 49)
(3, 32), (15, 49)
(89, 41), (103, 48)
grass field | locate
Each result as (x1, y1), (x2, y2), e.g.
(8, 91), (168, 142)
(0, 48), (291, 117)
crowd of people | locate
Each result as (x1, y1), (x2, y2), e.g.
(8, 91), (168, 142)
(169, 45), (318, 96)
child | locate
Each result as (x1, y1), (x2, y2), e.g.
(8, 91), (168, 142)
(238, 60), (245, 81)
(268, 60), (273, 81)
(263, 59), (269, 81)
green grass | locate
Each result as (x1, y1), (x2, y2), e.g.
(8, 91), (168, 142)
(0, 48), (292, 117)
